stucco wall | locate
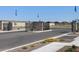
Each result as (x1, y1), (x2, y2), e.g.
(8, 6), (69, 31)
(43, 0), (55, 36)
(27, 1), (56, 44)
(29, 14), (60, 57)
(12, 22), (26, 30)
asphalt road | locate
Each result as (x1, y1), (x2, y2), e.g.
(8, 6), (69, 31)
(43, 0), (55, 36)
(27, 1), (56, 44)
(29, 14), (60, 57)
(0, 28), (71, 51)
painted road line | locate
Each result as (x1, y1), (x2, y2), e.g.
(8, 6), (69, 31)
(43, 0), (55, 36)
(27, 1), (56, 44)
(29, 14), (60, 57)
(1, 32), (70, 52)
(53, 32), (71, 38)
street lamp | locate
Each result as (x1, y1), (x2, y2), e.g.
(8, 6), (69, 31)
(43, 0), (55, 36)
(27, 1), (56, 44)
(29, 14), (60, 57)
(42, 21), (44, 31)
(74, 6), (78, 32)
(37, 13), (44, 31)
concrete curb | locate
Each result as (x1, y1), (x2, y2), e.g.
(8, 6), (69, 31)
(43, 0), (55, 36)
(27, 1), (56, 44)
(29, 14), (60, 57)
(32, 30), (52, 33)
(0, 30), (52, 34)
(0, 29), (26, 34)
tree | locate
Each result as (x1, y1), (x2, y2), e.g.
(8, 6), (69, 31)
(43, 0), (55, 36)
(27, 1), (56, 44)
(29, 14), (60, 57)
(7, 22), (12, 31)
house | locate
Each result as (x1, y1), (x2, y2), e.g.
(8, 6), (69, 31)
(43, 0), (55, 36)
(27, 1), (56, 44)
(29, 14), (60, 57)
(0, 20), (26, 31)
(0, 20), (50, 31)
(31, 21), (50, 31)
(48, 22), (55, 29)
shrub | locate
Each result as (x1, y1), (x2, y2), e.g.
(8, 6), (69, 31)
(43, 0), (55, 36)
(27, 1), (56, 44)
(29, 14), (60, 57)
(72, 45), (77, 49)
(41, 41), (47, 44)
(65, 45), (77, 52)
(45, 39), (54, 42)
(59, 39), (64, 42)
(65, 48), (73, 52)
(30, 44), (36, 47)
(22, 46), (28, 49)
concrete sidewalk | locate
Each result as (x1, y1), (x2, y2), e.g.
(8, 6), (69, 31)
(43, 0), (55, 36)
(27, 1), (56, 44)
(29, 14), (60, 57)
(31, 42), (70, 52)
(0, 29), (26, 33)
(70, 36), (79, 46)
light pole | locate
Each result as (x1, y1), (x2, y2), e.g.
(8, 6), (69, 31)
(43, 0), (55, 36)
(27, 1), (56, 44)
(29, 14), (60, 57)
(76, 20), (78, 32)
(37, 13), (44, 31)
(42, 21), (44, 31)
(74, 6), (78, 32)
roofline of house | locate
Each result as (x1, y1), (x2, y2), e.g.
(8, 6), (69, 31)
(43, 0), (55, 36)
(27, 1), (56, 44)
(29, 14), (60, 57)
(0, 20), (27, 22)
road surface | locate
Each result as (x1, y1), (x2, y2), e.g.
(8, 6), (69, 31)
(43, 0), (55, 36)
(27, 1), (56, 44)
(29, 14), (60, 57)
(0, 28), (71, 51)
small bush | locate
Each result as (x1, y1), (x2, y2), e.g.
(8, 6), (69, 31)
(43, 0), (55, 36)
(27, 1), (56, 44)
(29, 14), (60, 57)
(72, 45), (77, 49)
(65, 45), (77, 52)
(41, 41), (47, 44)
(22, 46), (28, 49)
(59, 39), (64, 42)
(45, 39), (54, 42)
(30, 44), (36, 47)
(51, 39), (59, 42)
(65, 48), (73, 52)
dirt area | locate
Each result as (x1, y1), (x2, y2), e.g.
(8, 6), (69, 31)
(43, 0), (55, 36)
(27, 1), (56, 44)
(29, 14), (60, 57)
(68, 32), (79, 36)
(57, 45), (79, 52)
(58, 36), (77, 42)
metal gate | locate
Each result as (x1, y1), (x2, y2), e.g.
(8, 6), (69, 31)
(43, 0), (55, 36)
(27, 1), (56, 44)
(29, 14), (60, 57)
(3, 22), (12, 31)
